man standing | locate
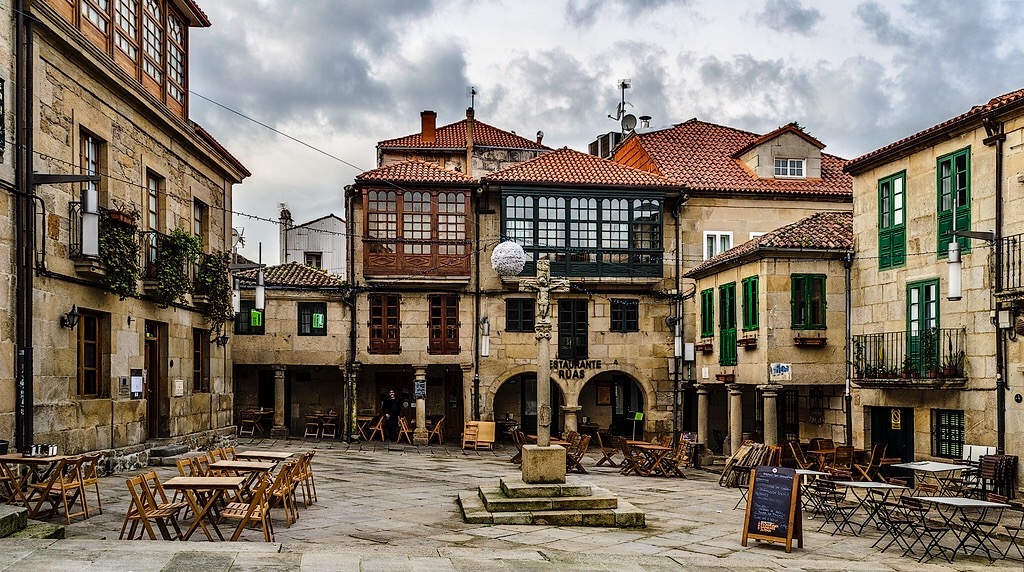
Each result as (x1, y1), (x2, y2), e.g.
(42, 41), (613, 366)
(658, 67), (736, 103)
(381, 389), (401, 442)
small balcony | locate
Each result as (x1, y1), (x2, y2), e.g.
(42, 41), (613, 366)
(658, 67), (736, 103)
(851, 327), (967, 389)
(997, 233), (1024, 300)
(140, 230), (168, 290)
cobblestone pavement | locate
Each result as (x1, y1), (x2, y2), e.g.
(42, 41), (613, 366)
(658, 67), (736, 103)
(1, 438), (1020, 571)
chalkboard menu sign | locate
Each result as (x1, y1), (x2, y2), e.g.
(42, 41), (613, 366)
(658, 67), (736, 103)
(740, 465), (802, 552)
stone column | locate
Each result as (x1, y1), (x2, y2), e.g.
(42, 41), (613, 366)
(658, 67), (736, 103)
(728, 384), (743, 456)
(413, 367), (429, 446)
(760, 385), (781, 447)
(346, 362), (361, 442)
(461, 363), (474, 426)
(696, 383), (709, 447)
(271, 365), (288, 438)
(561, 405), (581, 435)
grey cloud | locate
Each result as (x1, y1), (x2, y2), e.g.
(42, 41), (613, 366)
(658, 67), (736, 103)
(759, 0), (823, 35)
(853, 2), (909, 46)
(564, 0), (680, 28)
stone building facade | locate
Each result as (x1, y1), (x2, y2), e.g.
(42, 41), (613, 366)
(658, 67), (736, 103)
(684, 212), (853, 455)
(844, 88), (1024, 479)
(2, 0), (248, 457)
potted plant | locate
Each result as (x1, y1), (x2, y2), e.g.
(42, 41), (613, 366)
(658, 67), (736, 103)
(921, 327), (939, 378)
(942, 350), (965, 378)
(98, 206), (141, 300)
(901, 354), (918, 379)
(196, 251), (235, 333)
(154, 227), (202, 308)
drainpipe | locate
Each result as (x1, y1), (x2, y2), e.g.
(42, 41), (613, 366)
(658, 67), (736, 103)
(670, 193), (687, 445)
(844, 252), (853, 446)
(473, 184), (481, 420)
(14, 0), (34, 452)
(984, 117), (1006, 453)
(343, 185), (359, 441)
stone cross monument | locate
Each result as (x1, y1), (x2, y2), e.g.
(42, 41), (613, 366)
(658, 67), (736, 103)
(519, 256), (569, 447)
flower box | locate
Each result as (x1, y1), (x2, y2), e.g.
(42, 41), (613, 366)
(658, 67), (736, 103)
(793, 335), (827, 347)
(715, 373), (735, 383)
(107, 210), (137, 226)
(737, 336), (758, 349)
(694, 342), (713, 354)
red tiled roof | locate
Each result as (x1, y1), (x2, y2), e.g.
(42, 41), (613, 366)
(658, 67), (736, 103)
(356, 159), (477, 184)
(236, 262), (344, 288)
(685, 211), (853, 278)
(378, 118), (549, 150)
(845, 87), (1024, 173)
(175, 0), (211, 27)
(482, 147), (680, 188)
(732, 123), (825, 158)
(626, 119), (851, 196)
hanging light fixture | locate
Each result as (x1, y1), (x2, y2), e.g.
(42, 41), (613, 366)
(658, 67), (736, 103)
(255, 269), (265, 310)
(947, 242), (962, 301)
(480, 317), (490, 357)
(232, 277), (241, 314)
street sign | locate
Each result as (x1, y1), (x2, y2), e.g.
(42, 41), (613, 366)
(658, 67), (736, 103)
(769, 363), (792, 382)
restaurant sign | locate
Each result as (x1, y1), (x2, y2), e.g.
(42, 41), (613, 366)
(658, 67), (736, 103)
(550, 359), (602, 380)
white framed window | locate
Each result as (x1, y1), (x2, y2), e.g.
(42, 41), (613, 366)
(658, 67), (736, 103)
(304, 252), (322, 268)
(749, 231), (766, 241)
(774, 158), (805, 178)
(703, 231), (733, 260)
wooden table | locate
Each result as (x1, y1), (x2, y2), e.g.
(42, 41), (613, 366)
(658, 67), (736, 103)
(0, 453), (68, 509)
(163, 476), (246, 541)
(234, 450), (294, 462)
(356, 416), (374, 441)
(209, 460), (276, 497)
(807, 448), (835, 471)
(632, 443), (673, 477)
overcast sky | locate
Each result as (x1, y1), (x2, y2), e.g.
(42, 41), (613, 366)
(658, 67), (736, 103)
(189, 0), (1024, 270)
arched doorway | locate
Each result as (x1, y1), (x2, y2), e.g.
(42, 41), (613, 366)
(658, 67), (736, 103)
(579, 372), (644, 438)
(493, 373), (563, 435)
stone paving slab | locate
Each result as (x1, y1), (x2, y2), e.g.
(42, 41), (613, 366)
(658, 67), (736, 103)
(0, 438), (1017, 570)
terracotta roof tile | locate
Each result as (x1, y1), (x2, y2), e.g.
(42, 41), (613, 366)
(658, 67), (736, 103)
(356, 159), (477, 184)
(378, 118), (549, 150)
(627, 120), (851, 196)
(845, 87), (1024, 172)
(685, 211), (853, 277)
(483, 147), (679, 188)
(236, 262), (344, 289)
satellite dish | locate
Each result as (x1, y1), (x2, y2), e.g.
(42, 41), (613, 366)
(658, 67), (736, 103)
(621, 114), (637, 131)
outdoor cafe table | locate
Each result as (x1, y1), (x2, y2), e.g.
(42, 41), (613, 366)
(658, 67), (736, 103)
(208, 460), (276, 493)
(807, 448), (835, 471)
(632, 443), (673, 477)
(916, 496), (1011, 561)
(234, 450), (294, 462)
(889, 461), (973, 494)
(831, 480), (910, 534)
(162, 476), (246, 541)
(0, 453), (68, 509)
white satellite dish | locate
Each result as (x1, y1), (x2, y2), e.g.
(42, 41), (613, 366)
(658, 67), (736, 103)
(621, 114), (637, 131)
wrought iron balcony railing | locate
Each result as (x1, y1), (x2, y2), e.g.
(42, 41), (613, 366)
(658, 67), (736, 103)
(999, 233), (1024, 293)
(851, 327), (966, 385)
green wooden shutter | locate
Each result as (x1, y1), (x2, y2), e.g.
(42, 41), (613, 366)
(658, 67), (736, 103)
(700, 288), (714, 338)
(719, 283), (737, 366)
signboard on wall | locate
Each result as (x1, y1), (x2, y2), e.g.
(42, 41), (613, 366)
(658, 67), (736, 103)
(769, 363), (792, 382)
(130, 368), (144, 400)
(414, 380), (426, 399)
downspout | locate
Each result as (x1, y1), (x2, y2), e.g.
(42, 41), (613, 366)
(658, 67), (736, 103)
(473, 184), (481, 420)
(14, 0), (35, 452)
(343, 185), (358, 441)
(844, 251), (853, 446)
(670, 193), (686, 445)
(984, 118), (1006, 453)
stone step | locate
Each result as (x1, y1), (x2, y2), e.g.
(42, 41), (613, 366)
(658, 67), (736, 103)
(458, 491), (645, 528)
(5, 520), (64, 540)
(0, 505), (28, 538)
(479, 485), (619, 512)
(499, 476), (594, 498)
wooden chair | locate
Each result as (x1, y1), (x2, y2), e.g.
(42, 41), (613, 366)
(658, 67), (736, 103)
(293, 451), (317, 506)
(619, 439), (650, 477)
(510, 430), (525, 464)
(268, 461), (299, 526)
(594, 432), (619, 467)
(26, 456), (88, 524)
(367, 416), (386, 442)
(397, 417), (414, 445)
(192, 455), (212, 477)
(239, 410), (256, 437)
(787, 441), (811, 470)
(320, 414), (338, 440)
(303, 415), (321, 440)
(661, 440), (691, 478)
(221, 474), (275, 542)
(224, 446), (237, 460)
(80, 453), (104, 516)
(427, 416), (446, 445)
(853, 443), (887, 481)
(0, 462), (17, 503)
(831, 446), (854, 470)
(120, 472), (186, 540)
(566, 434), (590, 474)
(462, 421), (480, 450)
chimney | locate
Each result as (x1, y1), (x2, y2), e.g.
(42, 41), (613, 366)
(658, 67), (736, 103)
(465, 107), (475, 177)
(279, 206), (293, 263)
(536, 130), (544, 145)
(639, 115), (652, 129)
(420, 110), (437, 143)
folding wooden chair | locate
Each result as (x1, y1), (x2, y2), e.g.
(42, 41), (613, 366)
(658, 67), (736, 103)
(303, 415), (321, 440)
(594, 432), (619, 468)
(25, 457), (88, 524)
(462, 421), (480, 450)
(853, 443), (887, 482)
(119, 473), (185, 540)
(221, 474), (275, 542)
(397, 417), (414, 445)
(661, 440), (690, 478)
(788, 441), (811, 470)
(566, 435), (590, 474)
(269, 461), (299, 527)
(80, 453), (104, 516)
(239, 410), (256, 437)
(367, 416), (386, 442)
(510, 430), (525, 464)
(0, 462), (17, 503)
(427, 416), (446, 445)
(293, 451), (317, 507)
(320, 414), (338, 439)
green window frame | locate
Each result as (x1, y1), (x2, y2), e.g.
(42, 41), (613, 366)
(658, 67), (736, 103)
(298, 302), (327, 336)
(719, 282), (737, 366)
(700, 288), (714, 338)
(933, 409), (964, 459)
(878, 171), (906, 269)
(937, 147), (971, 258)
(791, 274), (826, 330)
(741, 275), (759, 331)
(505, 298), (535, 333)
(610, 299), (639, 332)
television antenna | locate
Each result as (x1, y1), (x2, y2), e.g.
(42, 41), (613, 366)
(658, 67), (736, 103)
(607, 78), (633, 121)
(467, 86), (477, 108)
